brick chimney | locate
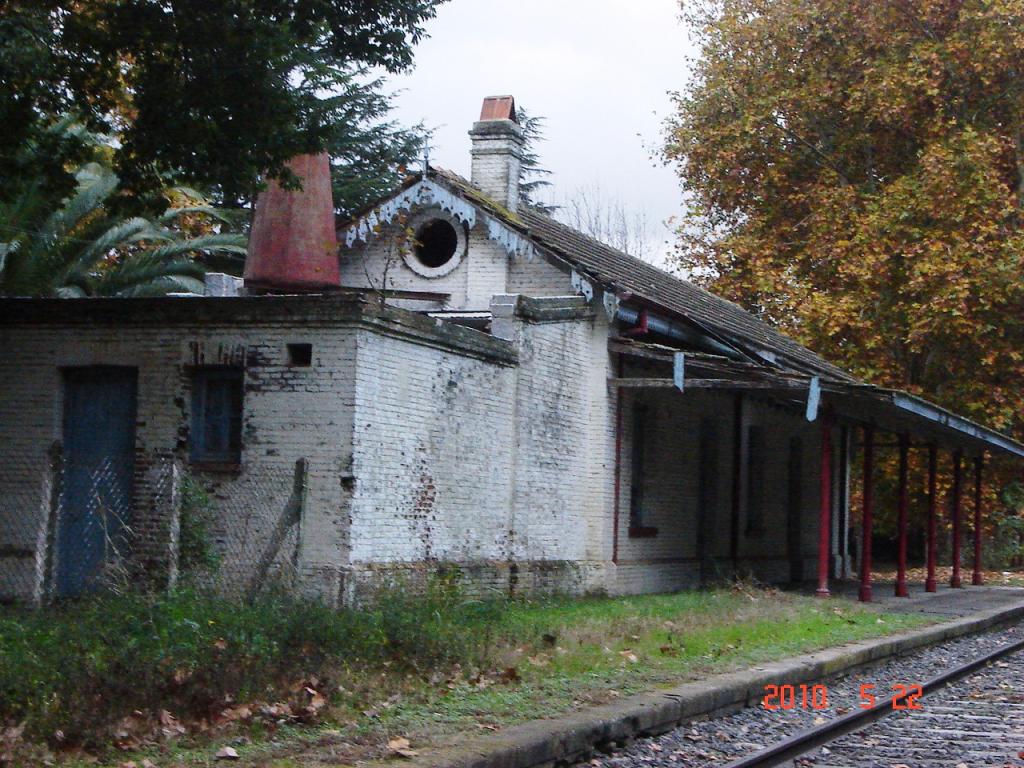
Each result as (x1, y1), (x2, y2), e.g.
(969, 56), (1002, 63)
(244, 152), (340, 292)
(469, 96), (524, 212)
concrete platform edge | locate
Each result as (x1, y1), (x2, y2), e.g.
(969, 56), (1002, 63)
(410, 600), (1024, 768)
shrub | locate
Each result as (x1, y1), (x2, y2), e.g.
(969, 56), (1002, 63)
(361, 571), (506, 671)
(177, 474), (221, 577)
(0, 577), (509, 746)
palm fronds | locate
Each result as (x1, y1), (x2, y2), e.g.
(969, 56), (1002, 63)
(0, 159), (248, 298)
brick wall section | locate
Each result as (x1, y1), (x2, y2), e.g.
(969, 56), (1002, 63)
(345, 296), (603, 599)
(341, 213), (518, 311)
(506, 253), (573, 296)
(347, 330), (516, 568)
(734, 400), (823, 581)
(464, 226), (514, 309)
(1, 281), (833, 604)
(0, 296), (519, 604)
(0, 310), (359, 602)
(612, 386), (823, 594)
(508, 313), (592, 563)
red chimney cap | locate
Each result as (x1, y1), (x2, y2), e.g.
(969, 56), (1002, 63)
(480, 95), (518, 123)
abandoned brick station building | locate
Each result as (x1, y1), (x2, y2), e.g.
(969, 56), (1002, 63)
(2, 96), (1021, 606)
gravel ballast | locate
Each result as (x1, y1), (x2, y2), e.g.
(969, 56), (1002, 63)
(581, 622), (1024, 767)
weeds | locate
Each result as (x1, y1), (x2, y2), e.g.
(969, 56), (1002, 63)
(0, 580), (931, 761)
(0, 578), (508, 747)
(176, 475), (221, 577)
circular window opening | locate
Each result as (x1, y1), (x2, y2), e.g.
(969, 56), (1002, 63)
(414, 219), (459, 269)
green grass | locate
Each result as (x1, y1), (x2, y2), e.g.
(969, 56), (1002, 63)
(349, 590), (928, 735)
(0, 584), (934, 767)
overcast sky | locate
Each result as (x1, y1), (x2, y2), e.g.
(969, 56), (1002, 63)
(387, 0), (695, 268)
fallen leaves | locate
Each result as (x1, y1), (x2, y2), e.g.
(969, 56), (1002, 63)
(157, 710), (185, 739)
(362, 693), (402, 719)
(302, 686), (328, 720)
(498, 666), (521, 684)
(0, 722), (25, 757)
(387, 736), (419, 758)
(217, 705), (252, 724)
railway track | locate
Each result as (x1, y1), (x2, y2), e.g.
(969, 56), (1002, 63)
(585, 622), (1024, 768)
(725, 635), (1024, 767)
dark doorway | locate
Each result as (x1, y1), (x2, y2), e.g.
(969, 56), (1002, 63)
(786, 436), (804, 583)
(57, 367), (137, 597)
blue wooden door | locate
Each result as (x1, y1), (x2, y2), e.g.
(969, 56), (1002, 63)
(58, 367), (137, 597)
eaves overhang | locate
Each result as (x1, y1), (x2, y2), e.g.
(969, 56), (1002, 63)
(610, 341), (1024, 458)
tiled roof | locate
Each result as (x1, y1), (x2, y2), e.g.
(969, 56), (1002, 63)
(430, 167), (855, 382)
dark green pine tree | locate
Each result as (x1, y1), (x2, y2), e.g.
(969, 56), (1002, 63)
(516, 106), (558, 214)
(0, 0), (444, 216)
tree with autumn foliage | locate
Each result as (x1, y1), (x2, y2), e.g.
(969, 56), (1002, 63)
(667, 0), (1024, 553)
(668, 0), (1024, 433)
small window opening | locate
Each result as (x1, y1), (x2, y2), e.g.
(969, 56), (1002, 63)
(288, 343), (313, 367)
(190, 368), (243, 465)
(414, 219), (458, 268)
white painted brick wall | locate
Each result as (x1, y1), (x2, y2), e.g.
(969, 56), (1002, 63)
(507, 253), (572, 296)
(348, 329), (517, 566)
(345, 305), (603, 597)
(340, 211), (577, 312)
(0, 321), (356, 603)
(340, 215), (516, 311)
(612, 388), (823, 594)
(509, 317), (593, 562)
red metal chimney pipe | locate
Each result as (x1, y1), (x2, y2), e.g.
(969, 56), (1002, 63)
(244, 153), (340, 292)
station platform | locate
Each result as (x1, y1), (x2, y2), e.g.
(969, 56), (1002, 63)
(812, 577), (1024, 617)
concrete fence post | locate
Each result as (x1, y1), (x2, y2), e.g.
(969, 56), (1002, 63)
(166, 460), (182, 592)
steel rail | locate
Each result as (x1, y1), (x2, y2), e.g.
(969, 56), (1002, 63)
(719, 634), (1024, 768)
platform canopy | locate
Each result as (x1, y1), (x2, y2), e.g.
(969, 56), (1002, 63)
(609, 339), (1024, 458)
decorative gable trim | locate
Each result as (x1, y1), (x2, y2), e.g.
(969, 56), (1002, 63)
(340, 179), (538, 262)
(485, 218), (537, 262)
(570, 270), (594, 303)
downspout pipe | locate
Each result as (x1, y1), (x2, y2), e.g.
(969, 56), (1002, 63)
(615, 306), (741, 359)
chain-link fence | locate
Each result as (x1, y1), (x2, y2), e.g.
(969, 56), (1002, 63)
(1, 453), (306, 604)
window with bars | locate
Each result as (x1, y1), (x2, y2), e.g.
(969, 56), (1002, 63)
(190, 368), (243, 464)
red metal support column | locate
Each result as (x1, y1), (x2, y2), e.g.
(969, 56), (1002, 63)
(972, 456), (984, 585)
(859, 425), (875, 602)
(925, 445), (938, 592)
(816, 415), (833, 598)
(895, 434), (910, 597)
(950, 451), (963, 587)
(951, 450), (963, 588)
